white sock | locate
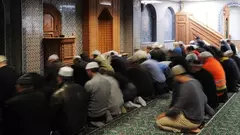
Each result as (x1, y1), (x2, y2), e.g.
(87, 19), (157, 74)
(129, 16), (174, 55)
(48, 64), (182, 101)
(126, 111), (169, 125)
(135, 96), (147, 107)
(125, 101), (141, 108)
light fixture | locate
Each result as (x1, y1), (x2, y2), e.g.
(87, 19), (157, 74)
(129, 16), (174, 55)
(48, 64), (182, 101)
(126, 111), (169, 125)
(99, 0), (112, 6)
(141, 0), (162, 4)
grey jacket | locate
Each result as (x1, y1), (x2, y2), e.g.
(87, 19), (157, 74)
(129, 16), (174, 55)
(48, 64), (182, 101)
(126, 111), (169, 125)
(84, 73), (111, 118)
(167, 79), (215, 124)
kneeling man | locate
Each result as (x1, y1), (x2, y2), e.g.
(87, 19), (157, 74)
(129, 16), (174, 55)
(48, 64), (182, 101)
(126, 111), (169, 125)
(156, 65), (215, 133)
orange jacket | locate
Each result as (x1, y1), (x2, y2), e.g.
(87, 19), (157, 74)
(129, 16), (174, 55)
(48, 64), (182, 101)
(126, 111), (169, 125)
(203, 57), (226, 95)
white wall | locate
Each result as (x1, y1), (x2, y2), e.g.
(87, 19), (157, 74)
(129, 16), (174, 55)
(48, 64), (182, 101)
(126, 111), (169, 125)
(152, 1), (180, 44)
(229, 7), (240, 40)
(181, 1), (229, 32)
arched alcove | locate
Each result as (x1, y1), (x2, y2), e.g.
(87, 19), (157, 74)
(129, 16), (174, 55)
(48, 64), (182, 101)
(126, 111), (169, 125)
(141, 4), (157, 42)
(43, 4), (62, 37)
(0, 0), (5, 55)
(164, 7), (175, 41)
(98, 8), (113, 53)
(219, 2), (240, 39)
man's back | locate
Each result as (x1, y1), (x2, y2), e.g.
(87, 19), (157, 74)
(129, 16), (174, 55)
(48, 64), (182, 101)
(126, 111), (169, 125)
(191, 69), (218, 109)
(51, 82), (89, 135)
(84, 74), (111, 118)
(44, 61), (64, 89)
(103, 75), (124, 115)
(72, 62), (90, 86)
(111, 56), (127, 75)
(127, 66), (155, 98)
(3, 90), (50, 135)
(141, 59), (166, 83)
(173, 79), (208, 124)
(203, 57), (226, 82)
(0, 66), (18, 106)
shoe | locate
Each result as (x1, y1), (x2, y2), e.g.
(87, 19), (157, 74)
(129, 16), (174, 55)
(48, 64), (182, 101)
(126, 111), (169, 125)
(124, 101), (141, 108)
(135, 97), (147, 107)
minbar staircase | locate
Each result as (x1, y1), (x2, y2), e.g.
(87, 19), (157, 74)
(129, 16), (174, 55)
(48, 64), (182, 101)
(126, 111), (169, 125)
(176, 12), (224, 46)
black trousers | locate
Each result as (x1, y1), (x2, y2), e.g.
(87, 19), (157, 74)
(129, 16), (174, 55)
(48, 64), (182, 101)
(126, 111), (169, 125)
(218, 92), (228, 103)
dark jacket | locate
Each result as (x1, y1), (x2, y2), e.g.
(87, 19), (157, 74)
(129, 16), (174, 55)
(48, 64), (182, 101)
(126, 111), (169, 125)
(169, 56), (190, 73)
(231, 55), (240, 72)
(51, 82), (89, 135)
(71, 60), (90, 86)
(167, 79), (214, 124)
(191, 69), (218, 109)
(220, 57), (240, 92)
(3, 89), (50, 135)
(113, 73), (137, 102)
(44, 60), (64, 90)
(111, 55), (127, 76)
(230, 43), (237, 55)
(0, 66), (18, 107)
(127, 66), (155, 98)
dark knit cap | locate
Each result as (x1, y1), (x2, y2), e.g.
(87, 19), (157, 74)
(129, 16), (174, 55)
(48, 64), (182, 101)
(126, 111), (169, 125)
(17, 73), (33, 85)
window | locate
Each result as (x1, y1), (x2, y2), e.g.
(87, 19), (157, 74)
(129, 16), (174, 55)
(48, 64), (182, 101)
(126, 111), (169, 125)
(164, 7), (175, 41)
(141, 4), (156, 42)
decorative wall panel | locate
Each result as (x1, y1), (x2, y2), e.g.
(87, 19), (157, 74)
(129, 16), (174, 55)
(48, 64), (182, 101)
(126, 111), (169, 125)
(22, 0), (83, 73)
(133, 0), (141, 49)
(22, 0), (43, 73)
(3, 0), (22, 74)
(141, 6), (153, 42)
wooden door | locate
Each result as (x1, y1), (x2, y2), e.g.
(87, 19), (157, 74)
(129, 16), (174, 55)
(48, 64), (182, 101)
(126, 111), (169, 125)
(98, 8), (113, 53)
(176, 12), (189, 44)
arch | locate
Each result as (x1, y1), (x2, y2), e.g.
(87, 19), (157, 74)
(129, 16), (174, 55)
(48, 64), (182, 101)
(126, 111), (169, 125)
(164, 7), (175, 41)
(219, 2), (240, 36)
(98, 8), (113, 53)
(43, 3), (62, 37)
(141, 4), (157, 42)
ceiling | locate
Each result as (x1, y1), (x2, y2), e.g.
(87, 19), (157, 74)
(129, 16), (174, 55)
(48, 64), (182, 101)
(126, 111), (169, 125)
(142, 0), (228, 2)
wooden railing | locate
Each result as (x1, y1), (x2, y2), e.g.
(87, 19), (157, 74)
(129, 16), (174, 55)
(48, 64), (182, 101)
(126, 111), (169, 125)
(176, 12), (224, 46)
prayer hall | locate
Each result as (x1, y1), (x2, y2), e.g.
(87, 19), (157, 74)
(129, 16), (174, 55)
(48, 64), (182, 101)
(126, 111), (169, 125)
(1, 0), (240, 135)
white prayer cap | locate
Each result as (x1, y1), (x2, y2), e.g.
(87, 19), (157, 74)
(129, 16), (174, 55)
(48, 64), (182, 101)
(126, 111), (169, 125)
(173, 42), (180, 47)
(58, 67), (74, 77)
(86, 62), (99, 70)
(189, 40), (195, 45)
(186, 53), (198, 62)
(73, 55), (81, 60)
(220, 39), (226, 42)
(199, 51), (213, 59)
(223, 50), (234, 57)
(0, 55), (7, 63)
(192, 45), (198, 49)
(178, 41), (184, 45)
(110, 50), (119, 56)
(92, 50), (101, 56)
(48, 54), (59, 61)
(171, 65), (186, 76)
(152, 43), (164, 49)
(132, 50), (148, 62)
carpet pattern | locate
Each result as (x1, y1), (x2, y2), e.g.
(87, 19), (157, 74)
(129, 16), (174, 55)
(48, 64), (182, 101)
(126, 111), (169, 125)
(88, 92), (238, 135)
(88, 94), (181, 135)
(199, 92), (240, 135)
